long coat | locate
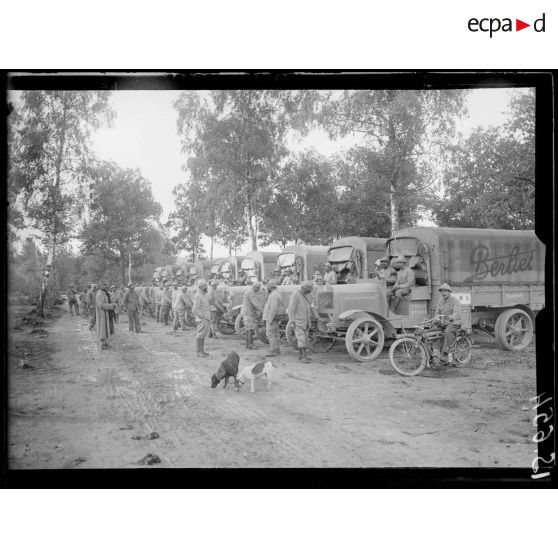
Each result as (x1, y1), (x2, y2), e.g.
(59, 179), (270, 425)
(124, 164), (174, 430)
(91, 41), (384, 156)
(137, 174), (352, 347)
(263, 288), (285, 322)
(287, 289), (316, 329)
(95, 289), (114, 342)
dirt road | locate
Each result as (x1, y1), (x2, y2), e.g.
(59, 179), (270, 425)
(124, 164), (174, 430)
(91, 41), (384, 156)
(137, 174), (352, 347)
(8, 304), (538, 469)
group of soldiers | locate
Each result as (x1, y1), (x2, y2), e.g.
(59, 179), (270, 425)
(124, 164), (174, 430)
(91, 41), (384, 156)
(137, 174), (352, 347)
(65, 250), (461, 362)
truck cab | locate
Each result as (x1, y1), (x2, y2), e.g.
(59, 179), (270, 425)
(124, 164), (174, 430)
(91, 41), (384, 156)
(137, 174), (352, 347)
(277, 244), (329, 284)
(327, 237), (386, 283)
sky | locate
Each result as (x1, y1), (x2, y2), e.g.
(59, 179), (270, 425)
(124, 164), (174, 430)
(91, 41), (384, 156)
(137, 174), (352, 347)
(9, 87), (517, 258)
(91, 87), (519, 258)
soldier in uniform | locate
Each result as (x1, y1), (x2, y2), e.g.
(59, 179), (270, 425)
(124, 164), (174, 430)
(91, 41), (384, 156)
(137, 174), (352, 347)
(387, 256), (416, 310)
(263, 279), (285, 357)
(313, 271), (324, 285)
(160, 282), (173, 326)
(109, 284), (122, 323)
(287, 280), (320, 364)
(207, 279), (226, 338)
(173, 285), (191, 331)
(237, 269), (248, 286)
(192, 279), (211, 357)
(139, 283), (152, 319)
(67, 284), (79, 315)
(241, 281), (264, 350)
(377, 256), (397, 285)
(281, 268), (295, 285)
(95, 281), (116, 349)
(323, 262), (338, 285)
(86, 283), (98, 330)
(434, 283), (463, 362)
(154, 283), (163, 322)
(123, 282), (142, 333)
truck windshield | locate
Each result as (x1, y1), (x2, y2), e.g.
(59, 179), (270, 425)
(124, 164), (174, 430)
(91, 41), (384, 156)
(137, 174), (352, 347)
(277, 252), (295, 268)
(328, 246), (353, 263)
(241, 258), (255, 271)
(221, 261), (232, 278)
(388, 238), (419, 257)
(211, 264), (219, 274)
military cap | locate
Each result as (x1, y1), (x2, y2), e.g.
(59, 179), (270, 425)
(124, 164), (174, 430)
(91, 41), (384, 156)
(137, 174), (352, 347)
(210, 279), (219, 286)
(197, 279), (208, 288)
(324, 262), (332, 268)
(285, 268), (293, 273)
(380, 256), (390, 263)
(438, 283), (452, 292)
(252, 281), (262, 288)
(393, 256), (407, 264)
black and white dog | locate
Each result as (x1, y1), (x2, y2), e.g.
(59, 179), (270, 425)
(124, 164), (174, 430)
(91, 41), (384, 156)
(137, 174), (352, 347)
(235, 361), (273, 393)
(211, 351), (240, 389)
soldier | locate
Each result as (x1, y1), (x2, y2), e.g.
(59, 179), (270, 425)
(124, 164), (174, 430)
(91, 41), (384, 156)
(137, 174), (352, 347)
(171, 281), (180, 324)
(192, 279), (211, 357)
(323, 262), (337, 285)
(78, 286), (89, 316)
(377, 256), (397, 286)
(67, 284), (79, 315)
(273, 267), (282, 282)
(313, 271), (324, 285)
(287, 280), (319, 364)
(139, 283), (152, 319)
(263, 279), (285, 357)
(109, 285), (122, 323)
(281, 268), (295, 285)
(123, 282), (142, 333)
(160, 282), (173, 325)
(154, 282), (163, 322)
(434, 283), (463, 362)
(387, 256), (416, 311)
(208, 279), (226, 338)
(173, 285), (191, 331)
(86, 283), (98, 330)
(237, 269), (248, 286)
(95, 281), (116, 349)
(241, 281), (264, 350)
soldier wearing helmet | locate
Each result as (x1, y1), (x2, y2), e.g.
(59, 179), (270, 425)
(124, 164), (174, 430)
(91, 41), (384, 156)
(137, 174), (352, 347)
(387, 256), (416, 311)
(241, 281), (264, 349)
(192, 279), (211, 357)
(377, 256), (397, 285)
(159, 281), (173, 326)
(207, 278), (226, 338)
(323, 261), (338, 285)
(435, 283), (463, 362)
(287, 280), (320, 363)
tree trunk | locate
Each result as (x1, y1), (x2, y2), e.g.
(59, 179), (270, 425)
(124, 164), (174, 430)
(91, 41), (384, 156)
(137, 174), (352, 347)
(210, 236), (214, 260)
(128, 252), (132, 284)
(119, 250), (126, 286)
(36, 241), (55, 318)
(390, 186), (399, 236)
(244, 204), (257, 251)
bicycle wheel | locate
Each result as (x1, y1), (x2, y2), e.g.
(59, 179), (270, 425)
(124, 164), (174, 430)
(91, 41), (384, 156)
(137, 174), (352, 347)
(451, 335), (472, 366)
(389, 337), (427, 376)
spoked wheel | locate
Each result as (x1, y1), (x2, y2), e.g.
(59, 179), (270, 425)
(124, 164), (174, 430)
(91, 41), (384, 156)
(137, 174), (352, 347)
(345, 316), (385, 362)
(451, 335), (473, 366)
(235, 313), (247, 339)
(308, 329), (336, 352)
(185, 310), (196, 328)
(495, 308), (534, 351)
(389, 337), (427, 376)
(216, 318), (236, 336)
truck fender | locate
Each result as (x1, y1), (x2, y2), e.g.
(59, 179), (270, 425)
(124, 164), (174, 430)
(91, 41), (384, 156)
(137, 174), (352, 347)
(339, 309), (397, 340)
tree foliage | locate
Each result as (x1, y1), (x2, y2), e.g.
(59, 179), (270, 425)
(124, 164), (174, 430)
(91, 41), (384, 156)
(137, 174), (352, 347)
(433, 89), (535, 229)
(80, 161), (164, 284)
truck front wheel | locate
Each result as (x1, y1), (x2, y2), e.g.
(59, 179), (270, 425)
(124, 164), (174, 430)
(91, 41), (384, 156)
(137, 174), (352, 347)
(345, 316), (385, 362)
(495, 308), (534, 351)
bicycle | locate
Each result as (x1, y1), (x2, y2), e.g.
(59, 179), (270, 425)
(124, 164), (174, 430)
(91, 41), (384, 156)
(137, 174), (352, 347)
(388, 315), (473, 376)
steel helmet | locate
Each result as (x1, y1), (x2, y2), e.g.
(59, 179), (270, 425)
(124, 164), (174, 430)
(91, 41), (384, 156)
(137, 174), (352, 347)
(438, 283), (452, 292)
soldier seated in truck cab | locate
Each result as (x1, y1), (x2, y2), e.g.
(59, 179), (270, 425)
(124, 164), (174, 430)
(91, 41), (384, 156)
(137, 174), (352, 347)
(375, 256), (397, 285)
(387, 256), (416, 311)
(323, 262), (338, 285)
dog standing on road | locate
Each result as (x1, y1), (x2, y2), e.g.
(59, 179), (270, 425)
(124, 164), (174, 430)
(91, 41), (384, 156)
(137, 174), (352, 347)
(211, 351), (240, 389)
(235, 361), (273, 393)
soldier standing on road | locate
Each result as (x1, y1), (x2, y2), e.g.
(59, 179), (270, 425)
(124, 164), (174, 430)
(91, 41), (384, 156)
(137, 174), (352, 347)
(67, 284), (79, 316)
(160, 282), (173, 326)
(208, 279), (226, 338)
(387, 256), (416, 311)
(241, 281), (264, 350)
(323, 262), (337, 285)
(154, 283), (163, 322)
(263, 279), (285, 357)
(109, 285), (121, 323)
(86, 284), (98, 330)
(287, 280), (320, 364)
(95, 281), (116, 350)
(123, 282), (142, 333)
(139, 283), (152, 319)
(171, 282), (180, 327)
(192, 279), (211, 357)
(435, 283), (463, 362)
(173, 285), (191, 332)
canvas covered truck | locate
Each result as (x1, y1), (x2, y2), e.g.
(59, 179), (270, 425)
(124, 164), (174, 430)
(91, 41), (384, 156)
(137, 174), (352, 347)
(327, 237), (387, 282)
(310, 227), (544, 362)
(276, 245), (329, 283)
(159, 264), (183, 285)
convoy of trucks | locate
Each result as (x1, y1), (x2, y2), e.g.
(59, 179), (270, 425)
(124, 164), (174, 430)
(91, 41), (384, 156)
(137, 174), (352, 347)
(148, 227), (544, 360)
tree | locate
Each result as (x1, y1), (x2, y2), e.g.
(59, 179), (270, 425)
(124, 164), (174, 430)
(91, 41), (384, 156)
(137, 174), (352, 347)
(287, 90), (467, 235)
(8, 90), (114, 316)
(80, 161), (163, 285)
(174, 90), (288, 251)
(433, 89), (535, 229)
(260, 150), (340, 247)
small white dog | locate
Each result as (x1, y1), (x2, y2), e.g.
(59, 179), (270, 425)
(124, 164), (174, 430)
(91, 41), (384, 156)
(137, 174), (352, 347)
(235, 361), (273, 393)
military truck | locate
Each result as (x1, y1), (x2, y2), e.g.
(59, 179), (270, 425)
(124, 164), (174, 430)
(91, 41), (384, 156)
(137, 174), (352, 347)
(276, 244), (329, 283)
(159, 264), (183, 285)
(218, 256), (243, 284)
(312, 227), (544, 361)
(327, 237), (387, 282)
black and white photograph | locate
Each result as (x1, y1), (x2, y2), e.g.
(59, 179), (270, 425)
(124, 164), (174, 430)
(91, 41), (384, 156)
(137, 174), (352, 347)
(3, 72), (553, 481)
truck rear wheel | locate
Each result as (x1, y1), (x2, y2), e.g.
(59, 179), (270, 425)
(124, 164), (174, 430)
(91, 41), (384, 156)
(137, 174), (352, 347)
(345, 316), (385, 362)
(495, 308), (534, 351)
